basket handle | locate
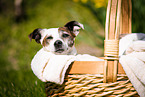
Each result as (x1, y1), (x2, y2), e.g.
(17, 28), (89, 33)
(104, 0), (132, 82)
(121, 0), (132, 34)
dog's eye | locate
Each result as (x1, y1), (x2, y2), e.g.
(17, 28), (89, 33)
(47, 36), (53, 39)
(62, 34), (69, 38)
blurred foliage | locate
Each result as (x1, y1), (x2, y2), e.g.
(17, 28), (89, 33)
(0, 0), (145, 96)
(73, 0), (107, 26)
(73, 0), (108, 8)
(132, 0), (145, 33)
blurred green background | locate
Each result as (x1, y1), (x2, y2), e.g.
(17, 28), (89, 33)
(0, 0), (145, 96)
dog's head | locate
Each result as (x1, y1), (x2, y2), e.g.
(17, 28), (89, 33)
(29, 21), (84, 55)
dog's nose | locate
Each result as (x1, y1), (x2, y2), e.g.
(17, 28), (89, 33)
(54, 40), (63, 47)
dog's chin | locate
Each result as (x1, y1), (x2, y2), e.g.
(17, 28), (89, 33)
(54, 48), (65, 55)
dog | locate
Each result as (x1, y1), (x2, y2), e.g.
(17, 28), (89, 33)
(28, 21), (104, 83)
(29, 21), (84, 55)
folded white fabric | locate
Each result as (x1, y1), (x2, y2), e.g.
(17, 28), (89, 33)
(119, 33), (145, 56)
(31, 48), (103, 84)
(120, 52), (145, 97)
(125, 40), (145, 54)
(119, 33), (145, 97)
(42, 55), (76, 84)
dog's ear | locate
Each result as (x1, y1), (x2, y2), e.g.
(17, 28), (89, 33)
(28, 28), (42, 43)
(64, 21), (84, 37)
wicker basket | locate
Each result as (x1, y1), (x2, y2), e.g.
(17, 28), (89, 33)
(45, 0), (139, 96)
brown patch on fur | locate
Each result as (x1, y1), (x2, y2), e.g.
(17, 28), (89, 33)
(58, 27), (75, 47)
(42, 36), (49, 46)
(58, 27), (69, 32)
(58, 27), (76, 37)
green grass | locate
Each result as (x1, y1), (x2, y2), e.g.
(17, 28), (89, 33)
(0, 70), (45, 97)
(0, 0), (105, 96)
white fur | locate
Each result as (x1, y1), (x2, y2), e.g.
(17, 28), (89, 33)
(39, 28), (77, 55)
(40, 28), (67, 53)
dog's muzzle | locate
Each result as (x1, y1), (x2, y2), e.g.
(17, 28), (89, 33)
(54, 40), (64, 53)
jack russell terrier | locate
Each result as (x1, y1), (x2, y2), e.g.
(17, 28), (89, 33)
(29, 21), (84, 55)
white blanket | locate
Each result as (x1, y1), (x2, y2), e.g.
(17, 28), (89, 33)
(31, 48), (103, 84)
(119, 33), (145, 56)
(119, 33), (145, 97)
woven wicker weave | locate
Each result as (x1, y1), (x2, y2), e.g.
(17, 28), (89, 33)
(45, 74), (138, 96)
(45, 0), (139, 96)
